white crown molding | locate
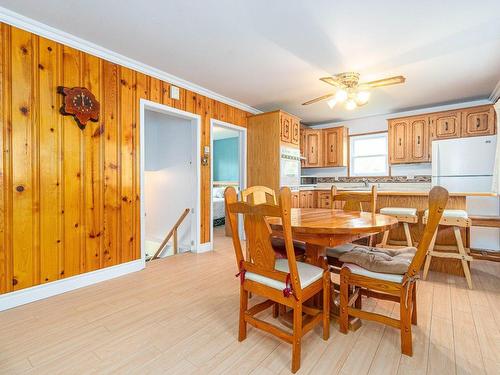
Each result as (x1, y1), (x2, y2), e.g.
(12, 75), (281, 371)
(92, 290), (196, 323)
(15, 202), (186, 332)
(0, 6), (262, 115)
(490, 79), (500, 104)
(0, 259), (145, 311)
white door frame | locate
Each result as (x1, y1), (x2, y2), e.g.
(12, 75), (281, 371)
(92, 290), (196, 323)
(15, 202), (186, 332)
(210, 119), (247, 248)
(140, 99), (202, 260)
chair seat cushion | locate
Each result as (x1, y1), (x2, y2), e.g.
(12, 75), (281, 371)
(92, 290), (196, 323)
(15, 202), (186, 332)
(380, 207), (417, 216)
(342, 263), (404, 283)
(271, 237), (306, 259)
(245, 259), (323, 290)
(338, 244), (416, 275)
(424, 209), (468, 219)
(326, 243), (356, 258)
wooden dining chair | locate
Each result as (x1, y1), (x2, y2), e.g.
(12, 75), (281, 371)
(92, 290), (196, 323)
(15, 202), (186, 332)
(327, 185), (378, 265)
(331, 185), (378, 213)
(241, 186), (306, 261)
(225, 186), (330, 374)
(338, 186), (448, 356)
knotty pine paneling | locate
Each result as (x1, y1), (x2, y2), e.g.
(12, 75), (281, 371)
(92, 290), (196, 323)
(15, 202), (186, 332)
(0, 23), (250, 294)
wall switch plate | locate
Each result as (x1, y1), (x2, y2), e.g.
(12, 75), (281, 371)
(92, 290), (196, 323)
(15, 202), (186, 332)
(170, 85), (180, 100)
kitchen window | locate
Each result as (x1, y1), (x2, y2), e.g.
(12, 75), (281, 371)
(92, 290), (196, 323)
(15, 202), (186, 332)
(349, 132), (389, 176)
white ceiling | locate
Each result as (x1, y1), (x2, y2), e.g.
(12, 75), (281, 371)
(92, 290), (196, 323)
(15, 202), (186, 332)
(1, 0), (500, 124)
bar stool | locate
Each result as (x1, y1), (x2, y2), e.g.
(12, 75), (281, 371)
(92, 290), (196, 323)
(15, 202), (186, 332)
(422, 209), (473, 289)
(377, 207), (418, 248)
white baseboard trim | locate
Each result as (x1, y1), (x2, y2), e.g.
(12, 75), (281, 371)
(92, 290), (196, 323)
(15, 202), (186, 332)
(0, 259), (145, 312)
(0, 6), (261, 115)
(196, 242), (213, 253)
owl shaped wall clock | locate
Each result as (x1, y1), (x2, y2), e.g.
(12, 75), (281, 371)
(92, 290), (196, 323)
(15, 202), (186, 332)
(57, 86), (100, 130)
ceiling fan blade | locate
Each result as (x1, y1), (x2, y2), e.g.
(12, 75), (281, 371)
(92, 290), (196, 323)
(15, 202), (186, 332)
(302, 93), (334, 106)
(319, 76), (345, 88)
(359, 75), (406, 88)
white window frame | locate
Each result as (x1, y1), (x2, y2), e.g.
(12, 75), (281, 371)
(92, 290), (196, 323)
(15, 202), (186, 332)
(349, 132), (389, 177)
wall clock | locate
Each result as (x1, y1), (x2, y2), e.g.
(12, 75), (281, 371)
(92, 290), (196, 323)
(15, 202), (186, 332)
(57, 86), (100, 130)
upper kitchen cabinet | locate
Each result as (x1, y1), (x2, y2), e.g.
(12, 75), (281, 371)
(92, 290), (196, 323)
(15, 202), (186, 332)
(388, 115), (430, 164)
(407, 116), (430, 162)
(279, 111), (300, 146)
(303, 129), (323, 167)
(461, 105), (496, 137)
(302, 126), (348, 168)
(323, 127), (348, 167)
(430, 110), (461, 140)
(388, 118), (409, 164)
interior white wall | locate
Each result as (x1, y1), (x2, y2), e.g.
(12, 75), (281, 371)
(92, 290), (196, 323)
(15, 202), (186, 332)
(144, 110), (195, 252)
(303, 99), (489, 178)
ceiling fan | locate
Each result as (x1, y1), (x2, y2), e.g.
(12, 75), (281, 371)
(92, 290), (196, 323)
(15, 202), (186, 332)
(302, 72), (405, 110)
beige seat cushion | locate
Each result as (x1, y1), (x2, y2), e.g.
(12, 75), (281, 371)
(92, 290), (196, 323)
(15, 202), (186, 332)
(338, 244), (416, 275)
(326, 243), (356, 258)
(245, 259), (323, 290)
(380, 207), (417, 217)
(424, 209), (468, 219)
(343, 263), (405, 283)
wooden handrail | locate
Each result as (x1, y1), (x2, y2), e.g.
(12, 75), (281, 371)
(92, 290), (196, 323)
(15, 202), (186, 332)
(151, 208), (190, 260)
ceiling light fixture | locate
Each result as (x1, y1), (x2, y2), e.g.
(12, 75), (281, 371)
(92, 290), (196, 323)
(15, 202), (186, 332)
(302, 72), (405, 111)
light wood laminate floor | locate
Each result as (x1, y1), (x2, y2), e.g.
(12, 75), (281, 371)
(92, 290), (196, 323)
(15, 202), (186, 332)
(0, 227), (499, 374)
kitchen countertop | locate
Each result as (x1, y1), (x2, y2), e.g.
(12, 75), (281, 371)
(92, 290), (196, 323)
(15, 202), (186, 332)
(297, 185), (497, 197)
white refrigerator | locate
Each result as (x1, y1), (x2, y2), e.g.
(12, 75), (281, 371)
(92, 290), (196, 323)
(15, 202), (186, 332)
(432, 135), (499, 251)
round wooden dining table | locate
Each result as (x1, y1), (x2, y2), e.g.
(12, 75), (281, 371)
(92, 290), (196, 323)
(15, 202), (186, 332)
(266, 208), (398, 267)
(267, 208), (398, 330)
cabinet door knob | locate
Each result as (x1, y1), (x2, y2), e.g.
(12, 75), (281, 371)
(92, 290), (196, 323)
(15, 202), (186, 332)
(445, 121), (448, 131)
(330, 145), (333, 152)
(398, 138), (401, 146)
(476, 118), (480, 128)
(417, 136), (421, 144)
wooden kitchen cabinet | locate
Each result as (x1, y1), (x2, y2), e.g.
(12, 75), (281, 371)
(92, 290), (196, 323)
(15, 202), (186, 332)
(407, 116), (430, 162)
(323, 127), (348, 167)
(291, 117), (300, 145)
(302, 126), (347, 168)
(461, 105), (496, 137)
(299, 190), (316, 208)
(280, 114), (292, 143)
(430, 110), (461, 140)
(300, 126), (306, 167)
(291, 192), (300, 208)
(317, 191), (331, 209)
(388, 118), (409, 164)
(304, 129), (323, 167)
(388, 115), (430, 164)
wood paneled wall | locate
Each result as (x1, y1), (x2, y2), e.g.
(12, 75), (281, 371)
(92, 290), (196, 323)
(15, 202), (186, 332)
(0, 23), (250, 294)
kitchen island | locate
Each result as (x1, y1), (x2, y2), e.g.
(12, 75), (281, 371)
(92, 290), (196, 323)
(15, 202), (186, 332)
(292, 187), (496, 276)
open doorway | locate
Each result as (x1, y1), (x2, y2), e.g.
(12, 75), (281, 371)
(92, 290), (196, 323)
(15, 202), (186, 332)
(210, 119), (246, 248)
(140, 100), (201, 260)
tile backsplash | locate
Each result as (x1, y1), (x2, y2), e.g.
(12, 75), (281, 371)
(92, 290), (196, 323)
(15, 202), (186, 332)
(301, 175), (431, 185)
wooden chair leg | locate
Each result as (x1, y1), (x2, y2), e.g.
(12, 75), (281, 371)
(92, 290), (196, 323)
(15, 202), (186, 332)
(322, 273), (330, 341)
(273, 303), (279, 318)
(403, 222), (413, 247)
(238, 286), (248, 341)
(339, 274), (349, 334)
(453, 227), (473, 289)
(291, 304), (303, 374)
(422, 229), (437, 280)
(411, 282), (417, 325)
(379, 230), (390, 247)
(355, 292), (362, 309)
(400, 288), (413, 356)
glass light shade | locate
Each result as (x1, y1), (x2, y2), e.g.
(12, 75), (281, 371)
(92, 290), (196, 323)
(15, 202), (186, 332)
(327, 98), (337, 109)
(355, 91), (370, 105)
(345, 98), (357, 110)
(335, 89), (348, 102)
